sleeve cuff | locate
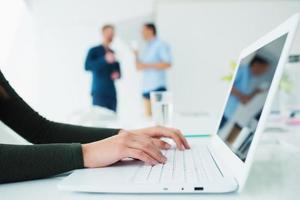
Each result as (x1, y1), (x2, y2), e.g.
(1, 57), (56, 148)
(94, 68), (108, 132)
(70, 143), (84, 169)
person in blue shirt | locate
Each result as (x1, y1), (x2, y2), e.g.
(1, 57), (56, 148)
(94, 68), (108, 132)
(85, 24), (121, 112)
(220, 56), (270, 128)
(135, 23), (172, 116)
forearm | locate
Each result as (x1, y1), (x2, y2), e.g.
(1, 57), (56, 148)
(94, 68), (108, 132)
(231, 87), (244, 99)
(149, 62), (171, 70)
(0, 143), (83, 183)
(251, 88), (262, 97)
(0, 74), (120, 144)
(40, 121), (120, 144)
(135, 62), (143, 70)
(1, 101), (120, 144)
(136, 62), (171, 70)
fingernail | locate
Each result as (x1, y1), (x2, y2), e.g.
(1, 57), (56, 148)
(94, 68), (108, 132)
(165, 143), (171, 149)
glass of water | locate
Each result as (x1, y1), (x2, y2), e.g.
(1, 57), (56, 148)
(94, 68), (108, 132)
(150, 91), (173, 126)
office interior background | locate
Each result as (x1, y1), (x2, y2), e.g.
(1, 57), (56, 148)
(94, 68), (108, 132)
(1, 0), (300, 143)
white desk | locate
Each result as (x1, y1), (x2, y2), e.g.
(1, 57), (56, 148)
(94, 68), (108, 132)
(1, 114), (300, 200)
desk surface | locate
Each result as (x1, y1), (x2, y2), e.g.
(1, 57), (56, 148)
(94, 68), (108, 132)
(1, 114), (300, 200)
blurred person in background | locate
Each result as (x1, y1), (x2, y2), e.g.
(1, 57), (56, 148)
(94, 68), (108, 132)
(134, 23), (172, 116)
(85, 24), (121, 112)
(220, 56), (270, 128)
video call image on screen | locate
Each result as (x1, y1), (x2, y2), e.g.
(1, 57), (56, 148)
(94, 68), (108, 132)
(217, 34), (288, 161)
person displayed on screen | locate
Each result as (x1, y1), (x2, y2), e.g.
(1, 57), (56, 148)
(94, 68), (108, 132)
(220, 56), (270, 128)
(134, 23), (172, 116)
(0, 70), (190, 184)
(85, 24), (121, 112)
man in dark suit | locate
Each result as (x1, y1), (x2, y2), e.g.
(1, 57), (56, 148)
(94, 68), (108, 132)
(85, 24), (121, 112)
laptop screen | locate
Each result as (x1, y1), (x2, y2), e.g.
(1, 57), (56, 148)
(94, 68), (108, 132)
(217, 33), (288, 162)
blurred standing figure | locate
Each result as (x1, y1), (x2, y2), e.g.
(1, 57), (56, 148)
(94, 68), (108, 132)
(135, 23), (172, 116)
(85, 24), (121, 112)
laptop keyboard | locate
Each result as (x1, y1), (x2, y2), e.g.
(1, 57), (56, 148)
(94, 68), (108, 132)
(133, 146), (223, 184)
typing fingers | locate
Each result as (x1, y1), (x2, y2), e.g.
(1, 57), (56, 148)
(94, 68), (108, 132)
(152, 138), (171, 150)
(126, 134), (167, 164)
(126, 148), (158, 165)
(150, 126), (190, 150)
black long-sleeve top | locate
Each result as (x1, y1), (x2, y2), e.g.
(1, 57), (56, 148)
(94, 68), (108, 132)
(0, 70), (120, 183)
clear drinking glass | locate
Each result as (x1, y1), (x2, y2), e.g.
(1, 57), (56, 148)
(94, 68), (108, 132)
(150, 91), (173, 126)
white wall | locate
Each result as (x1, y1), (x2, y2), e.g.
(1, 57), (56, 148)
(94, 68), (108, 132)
(156, 1), (300, 119)
(0, 0), (39, 143)
(0, 0), (23, 66)
(0, 0), (38, 107)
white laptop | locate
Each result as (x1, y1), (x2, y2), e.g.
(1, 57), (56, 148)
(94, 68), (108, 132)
(58, 14), (299, 194)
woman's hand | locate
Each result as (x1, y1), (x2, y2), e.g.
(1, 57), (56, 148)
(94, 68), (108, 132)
(105, 52), (116, 64)
(129, 126), (190, 150)
(82, 126), (190, 168)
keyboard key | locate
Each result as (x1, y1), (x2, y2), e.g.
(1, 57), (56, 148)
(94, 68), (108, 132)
(184, 149), (198, 183)
(160, 149), (175, 183)
(148, 164), (163, 183)
(134, 165), (152, 183)
(173, 150), (185, 183)
(200, 148), (223, 180)
(133, 146), (222, 184)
